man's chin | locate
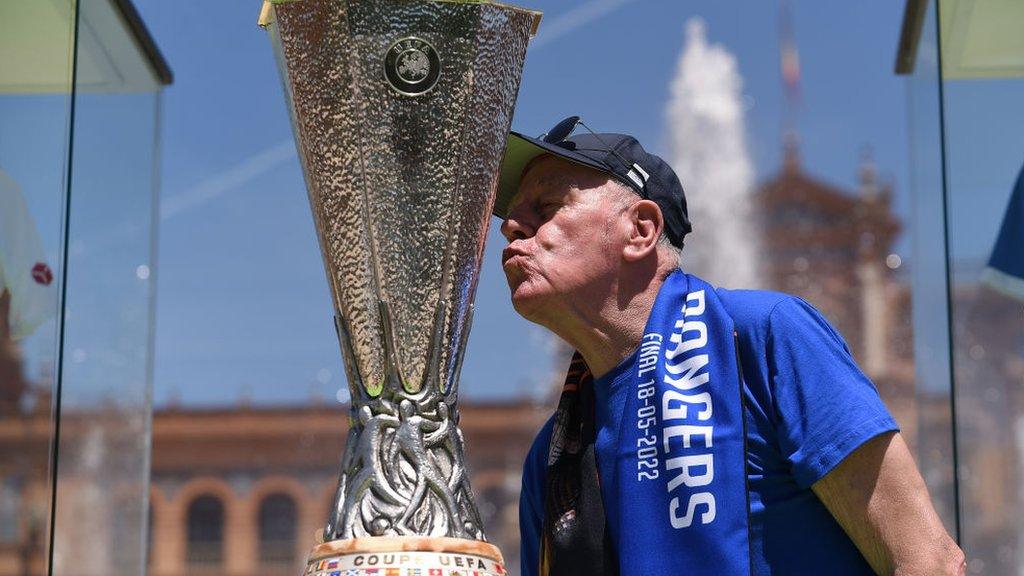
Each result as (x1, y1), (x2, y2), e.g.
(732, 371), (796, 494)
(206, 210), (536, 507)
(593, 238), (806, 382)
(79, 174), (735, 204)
(509, 284), (549, 322)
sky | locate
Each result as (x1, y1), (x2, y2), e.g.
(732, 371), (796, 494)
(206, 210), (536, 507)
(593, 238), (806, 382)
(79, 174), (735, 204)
(133, 0), (1023, 407)
(4, 0), (1022, 408)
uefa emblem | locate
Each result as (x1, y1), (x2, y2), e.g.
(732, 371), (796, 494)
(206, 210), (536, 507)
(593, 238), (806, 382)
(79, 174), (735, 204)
(384, 37), (441, 96)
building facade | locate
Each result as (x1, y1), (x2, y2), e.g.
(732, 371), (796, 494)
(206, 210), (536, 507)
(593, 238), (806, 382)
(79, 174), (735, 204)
(146, 402), (547, 576)
(2, 146), (1021, 576)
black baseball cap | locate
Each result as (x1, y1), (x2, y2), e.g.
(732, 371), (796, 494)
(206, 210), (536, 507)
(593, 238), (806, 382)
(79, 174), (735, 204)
(492, 124), (692, 248)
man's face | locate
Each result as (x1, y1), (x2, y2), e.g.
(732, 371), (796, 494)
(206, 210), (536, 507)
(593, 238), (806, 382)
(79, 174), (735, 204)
(500, 155), (629, 323)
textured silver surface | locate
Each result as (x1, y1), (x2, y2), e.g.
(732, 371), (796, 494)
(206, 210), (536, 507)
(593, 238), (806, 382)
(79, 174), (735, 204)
(268, 0), (535, 541)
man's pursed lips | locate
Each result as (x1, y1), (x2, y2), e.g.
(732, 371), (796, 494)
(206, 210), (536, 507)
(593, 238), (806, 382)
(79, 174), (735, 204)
(502, 245), (529, 265)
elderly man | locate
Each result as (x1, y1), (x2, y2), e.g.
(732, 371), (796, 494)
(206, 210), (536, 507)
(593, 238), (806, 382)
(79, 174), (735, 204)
(493, 117), (964, 576)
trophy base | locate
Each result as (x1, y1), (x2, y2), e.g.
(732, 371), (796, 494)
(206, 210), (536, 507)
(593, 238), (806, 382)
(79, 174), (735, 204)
(304, 536), (507, 575)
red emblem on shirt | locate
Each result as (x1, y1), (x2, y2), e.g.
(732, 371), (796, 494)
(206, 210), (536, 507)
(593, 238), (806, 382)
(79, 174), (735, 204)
(31, 262), (53, 286)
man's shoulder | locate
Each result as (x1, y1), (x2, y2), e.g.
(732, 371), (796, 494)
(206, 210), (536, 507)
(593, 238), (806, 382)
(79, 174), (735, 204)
(714, 287), (802, 333)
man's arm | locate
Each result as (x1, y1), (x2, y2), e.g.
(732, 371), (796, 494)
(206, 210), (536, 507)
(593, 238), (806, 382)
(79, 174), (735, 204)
(520, 417), (555, 576)
(811, 431), (966, 576)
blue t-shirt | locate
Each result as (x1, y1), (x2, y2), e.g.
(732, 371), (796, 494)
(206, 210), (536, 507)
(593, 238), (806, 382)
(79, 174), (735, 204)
(519, 290), (899, 575)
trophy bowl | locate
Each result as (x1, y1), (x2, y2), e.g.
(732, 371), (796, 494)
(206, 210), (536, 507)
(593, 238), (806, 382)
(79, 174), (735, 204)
(260, 1), (540, 573)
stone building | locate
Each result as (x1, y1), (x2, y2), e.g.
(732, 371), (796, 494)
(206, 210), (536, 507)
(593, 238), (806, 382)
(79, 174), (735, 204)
(2, 145), (1020, 576)
(758, 143), (902, 367)
(0, 400), (548, 576)
(754, 141), (918, 440)
(147, 401), (546, 576)
(0, 145), (917, 576)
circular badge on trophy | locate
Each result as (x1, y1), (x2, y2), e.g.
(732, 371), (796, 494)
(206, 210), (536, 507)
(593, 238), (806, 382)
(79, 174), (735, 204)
(384, 37), (441, 96)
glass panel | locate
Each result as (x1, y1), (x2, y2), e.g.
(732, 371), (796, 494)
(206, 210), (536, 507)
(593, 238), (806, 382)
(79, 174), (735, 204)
(0, 0), (77, 575)
(904, 0), (959, 534)
(939, 0), (1024, 573)
(46, 0), (163, 574)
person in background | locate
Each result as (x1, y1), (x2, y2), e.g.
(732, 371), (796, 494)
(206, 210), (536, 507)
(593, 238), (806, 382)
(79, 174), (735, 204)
(0, 168), (56, 413)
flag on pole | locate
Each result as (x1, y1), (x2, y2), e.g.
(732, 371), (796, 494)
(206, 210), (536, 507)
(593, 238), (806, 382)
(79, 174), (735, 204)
(779, 0), (801, 104)
(983, 162), (1024, 299)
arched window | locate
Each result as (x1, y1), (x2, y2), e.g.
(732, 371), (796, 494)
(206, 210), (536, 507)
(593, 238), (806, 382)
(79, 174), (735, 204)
(186, 495), (224, 567)
(259, 493), (297, 567)
(0, 476), (19, 543)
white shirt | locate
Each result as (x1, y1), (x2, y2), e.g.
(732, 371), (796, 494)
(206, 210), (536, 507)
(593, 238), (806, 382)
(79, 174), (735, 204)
(0, 169), (56, 340)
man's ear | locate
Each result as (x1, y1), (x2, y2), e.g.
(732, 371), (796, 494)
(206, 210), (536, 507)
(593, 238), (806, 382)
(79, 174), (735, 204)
(622, 199), (663, 262)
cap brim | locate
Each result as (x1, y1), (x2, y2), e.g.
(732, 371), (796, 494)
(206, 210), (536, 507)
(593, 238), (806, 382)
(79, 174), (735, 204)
(492, 131), (616, 219)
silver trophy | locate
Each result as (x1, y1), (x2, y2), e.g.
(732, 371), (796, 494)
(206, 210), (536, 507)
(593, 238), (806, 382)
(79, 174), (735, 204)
(260, 0), (539, 572)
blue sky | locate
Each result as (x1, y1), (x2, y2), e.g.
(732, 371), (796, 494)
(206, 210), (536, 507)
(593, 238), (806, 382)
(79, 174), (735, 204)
(109, 0), (1020, 406)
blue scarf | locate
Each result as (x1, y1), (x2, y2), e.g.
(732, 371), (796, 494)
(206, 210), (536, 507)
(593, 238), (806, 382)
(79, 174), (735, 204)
(542, 271), (751, 575)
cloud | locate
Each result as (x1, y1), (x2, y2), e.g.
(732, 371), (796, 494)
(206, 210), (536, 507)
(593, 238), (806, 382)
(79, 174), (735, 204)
(160, 139), (296, 221)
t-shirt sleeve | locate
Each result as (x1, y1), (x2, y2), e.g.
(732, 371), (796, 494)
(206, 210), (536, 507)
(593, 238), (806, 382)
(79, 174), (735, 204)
(766, 297), (899, 488)
(519, 416), (554, 576)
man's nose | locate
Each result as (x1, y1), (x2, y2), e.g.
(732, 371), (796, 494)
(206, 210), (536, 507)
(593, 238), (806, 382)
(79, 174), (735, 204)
(500, 213), (533, 242)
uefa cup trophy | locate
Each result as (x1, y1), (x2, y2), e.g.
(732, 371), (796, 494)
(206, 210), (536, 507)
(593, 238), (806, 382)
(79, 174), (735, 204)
(260, 1), (540, 573)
